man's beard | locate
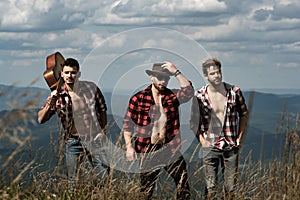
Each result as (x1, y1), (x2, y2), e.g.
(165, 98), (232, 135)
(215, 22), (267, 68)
(65, 80), (76, 89)
(153, 82), (166, 92)
(209, 78), (222, 87)
(65, 77), (76, 85)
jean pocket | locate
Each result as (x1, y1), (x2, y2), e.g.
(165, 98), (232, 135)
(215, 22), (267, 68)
(199, 146), (213, 159)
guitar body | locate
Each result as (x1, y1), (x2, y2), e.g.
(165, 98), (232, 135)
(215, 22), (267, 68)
(43, 52), (65, 91)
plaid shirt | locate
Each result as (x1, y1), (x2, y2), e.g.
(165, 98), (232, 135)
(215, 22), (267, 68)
(123, 84), (194, 153)
(190, 82), (248, 150)
(42, 81), (107, 139)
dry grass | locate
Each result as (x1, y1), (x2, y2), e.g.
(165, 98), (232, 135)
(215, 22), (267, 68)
(0, 88), (299, 200)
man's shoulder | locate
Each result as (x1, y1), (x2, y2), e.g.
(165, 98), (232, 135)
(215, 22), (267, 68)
(78, 80), (100, 90)
(132, 85), (151, 96)
(195, 85), (207, 97)
(79, 80), (96, 86)
(128, 86), (153, 104)
(132, 89), (149, 99)
(224, 82), (241, 93)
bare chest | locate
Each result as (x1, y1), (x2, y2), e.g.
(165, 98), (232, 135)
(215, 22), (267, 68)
(209, 93), (227, 113)
(207, 90), (227, 126)
(68, 91), (85, 111)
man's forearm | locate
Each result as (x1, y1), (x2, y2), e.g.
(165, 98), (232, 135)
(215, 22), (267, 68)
(37, 104), (53, 124)
(174, 72), (191, 88)
(123, 131), (133, 149)
(123, 130), (137, 160)
(38, 92), (57, 124)
(238, 113), (249, 141)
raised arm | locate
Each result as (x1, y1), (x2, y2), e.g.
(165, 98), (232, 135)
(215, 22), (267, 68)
(162, 61), (190, 88)
(37, 90), (57, 124)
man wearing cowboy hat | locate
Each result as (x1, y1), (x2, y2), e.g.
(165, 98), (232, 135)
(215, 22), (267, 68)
(123, 61), (193, 199)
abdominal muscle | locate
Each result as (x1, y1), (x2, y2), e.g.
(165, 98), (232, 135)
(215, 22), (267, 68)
(151, 104), (167, 144)
(68, 91), (88, 136)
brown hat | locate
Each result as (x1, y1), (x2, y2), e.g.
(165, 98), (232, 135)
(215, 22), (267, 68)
(145, 63), (173, 77)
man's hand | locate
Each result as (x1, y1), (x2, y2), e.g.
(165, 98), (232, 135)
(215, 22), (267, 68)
(51, 90), (58, 97)
(199, 135), (211, 147)
(200, 140), (211, 148)
(123, 131), (137, 161)
(162, 61), (178, 75)
(46, 90), (58, 106)
(236, 137), (242, 148)
(126, 146), (137, 161)
(162, 61), (191, 88)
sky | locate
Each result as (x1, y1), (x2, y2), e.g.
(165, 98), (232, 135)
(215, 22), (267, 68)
(0, 0), (300, 94)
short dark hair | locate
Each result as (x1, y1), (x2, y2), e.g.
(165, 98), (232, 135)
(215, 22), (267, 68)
(202, 58), (221, 75)
(63, 58), (80, 71)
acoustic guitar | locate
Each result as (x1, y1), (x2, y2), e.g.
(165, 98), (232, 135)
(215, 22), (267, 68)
(43, 52), (65, 91)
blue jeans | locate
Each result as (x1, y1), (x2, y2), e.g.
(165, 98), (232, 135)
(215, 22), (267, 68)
(202, 147), (239, 195)
(140, 144), (190, 200)
(65, 136), (110, 186)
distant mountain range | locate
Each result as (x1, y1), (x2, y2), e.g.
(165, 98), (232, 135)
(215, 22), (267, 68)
(1, 83), (300, 113)
(0, 84), (299, 167)
(249, 88), (300, 95)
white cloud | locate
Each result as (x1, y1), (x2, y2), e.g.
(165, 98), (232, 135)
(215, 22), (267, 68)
(276, 0), (299, 6)
(88, 0), (227, 26)
(12, 59), (32, 67)
(145, 0), (227, 14)
(187, 16), (248, 41)
(62, 12), (85, 23)
(11, 50), (39, 57)
(0, 0), (299, 90)
(273, 41), (300, 52)
(276, 62), (298, 68)
(37, 28), (97, 49)
(45, 33), (59, 42)
(1, 1), (29, 26)
(106, 34), (127, 48)
(1, 0), (54, 27)
(172, 0), (227, 12)
(143, 39), (159, 48)
(0, 32), (30, 40)
(33, 0), (52, 13)
(91, 33), (105, 49)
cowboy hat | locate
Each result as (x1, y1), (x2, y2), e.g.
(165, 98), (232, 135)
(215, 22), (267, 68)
(145, 63), (173, 77)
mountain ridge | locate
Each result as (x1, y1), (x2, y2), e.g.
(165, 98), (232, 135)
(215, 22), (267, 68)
(0, 84), (298, 164)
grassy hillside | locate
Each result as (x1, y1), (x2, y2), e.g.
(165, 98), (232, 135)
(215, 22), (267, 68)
(0, 109), (298, 199)
(0, 85), (299, 199)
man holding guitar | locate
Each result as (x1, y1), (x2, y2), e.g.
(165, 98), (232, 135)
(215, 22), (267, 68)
(38, 57), (110, 187)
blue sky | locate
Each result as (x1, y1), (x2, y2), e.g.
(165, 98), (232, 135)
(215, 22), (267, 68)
(0, 0), (299, 93)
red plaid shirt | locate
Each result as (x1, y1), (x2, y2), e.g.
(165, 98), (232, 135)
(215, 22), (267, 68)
(190, 82), (248, 150)
(123, 84), (194, 153)
(42, 81), (107, 139)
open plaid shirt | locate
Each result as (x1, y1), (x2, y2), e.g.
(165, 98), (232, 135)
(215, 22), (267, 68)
(42, 81), (107, 140)
(190, 82), (248, 150)
(123, 84), (194, 153)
